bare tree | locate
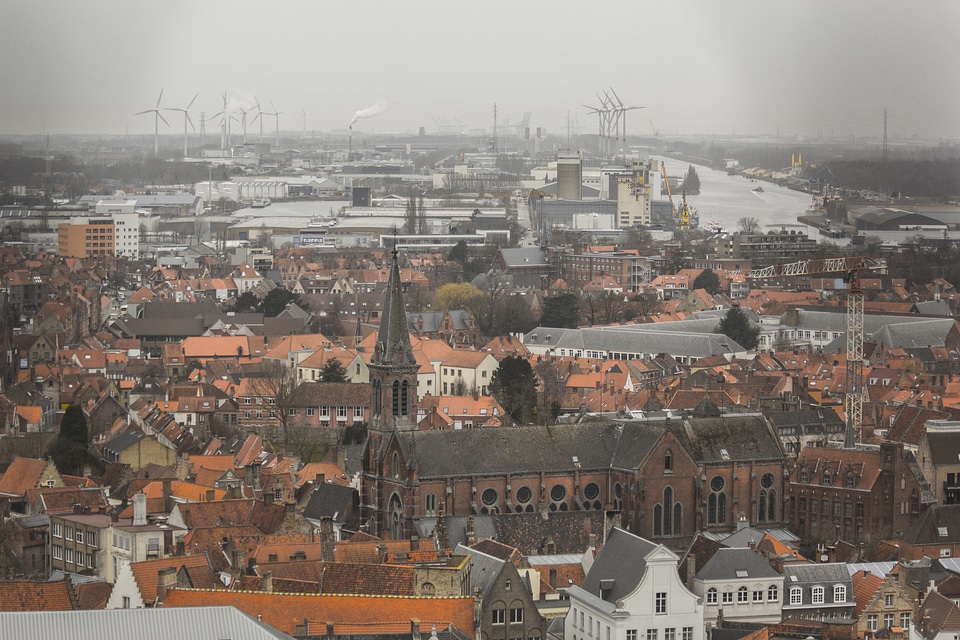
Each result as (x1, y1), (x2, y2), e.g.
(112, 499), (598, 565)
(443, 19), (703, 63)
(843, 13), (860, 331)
(246, 359), (301, 451)
(737, 216), (761, 234)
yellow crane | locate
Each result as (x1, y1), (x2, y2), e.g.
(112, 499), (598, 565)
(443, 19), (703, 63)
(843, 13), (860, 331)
(660, 161), (677, 219)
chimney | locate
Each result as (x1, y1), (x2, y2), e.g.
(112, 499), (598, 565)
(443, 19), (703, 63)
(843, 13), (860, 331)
(315, 473), (325, 485)
(376, 543), (388, 562)
(111, 509), (120, 523)
(157, 566), (177, 602)
(205, 489), (215, 502)
(162, 479), (173, 513)
(247, 557), (258, 575)
(72, 503), (83, 515)
(736, 514), (748, 531)
(133, 492), (147, 526)
(319, 516), (336, 563)
(262, 570), (273, 593)
(466, 517), (476, 546)
(411, 619), (421, 640)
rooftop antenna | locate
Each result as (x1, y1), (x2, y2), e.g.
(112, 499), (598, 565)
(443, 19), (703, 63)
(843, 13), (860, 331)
(134, 88), (169, 157)
(164, 92), (198, 158)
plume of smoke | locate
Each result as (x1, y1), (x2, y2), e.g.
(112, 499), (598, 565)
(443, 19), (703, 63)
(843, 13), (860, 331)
(226, 92), (257, 114)
(349, 101), (387, 127)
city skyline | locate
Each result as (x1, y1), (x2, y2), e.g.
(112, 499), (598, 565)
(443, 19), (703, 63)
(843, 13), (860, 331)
(1, 0), (959, 141)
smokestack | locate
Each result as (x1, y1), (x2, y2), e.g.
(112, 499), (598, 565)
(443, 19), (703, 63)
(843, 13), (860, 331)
(349, 126), (352, 158)
(133, 492), (147, 526)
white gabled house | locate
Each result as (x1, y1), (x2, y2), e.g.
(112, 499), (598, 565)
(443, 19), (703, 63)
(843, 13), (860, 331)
(566, 528), (704, 640)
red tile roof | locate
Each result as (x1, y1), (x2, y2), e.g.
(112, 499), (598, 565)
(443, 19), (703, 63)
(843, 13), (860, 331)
(0, 457), (50, 498)
(0, 579), (75, 611)
(162, 588), (475, 637)
(130, 555), (215, 605)
(851, 569), (883, 617)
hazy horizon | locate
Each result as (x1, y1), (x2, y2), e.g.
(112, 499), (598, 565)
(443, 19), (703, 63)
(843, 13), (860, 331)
(2, 0), (958, 140)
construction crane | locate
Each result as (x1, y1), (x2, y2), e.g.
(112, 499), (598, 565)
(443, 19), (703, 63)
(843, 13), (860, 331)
(678, 192), (692, 230)
(661, 161), (676, 218)
(746, 256), (885, 446)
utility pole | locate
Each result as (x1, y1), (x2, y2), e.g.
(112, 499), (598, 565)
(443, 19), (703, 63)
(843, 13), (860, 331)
(882, 109), (888, 162)
(492, 103), (498, 156)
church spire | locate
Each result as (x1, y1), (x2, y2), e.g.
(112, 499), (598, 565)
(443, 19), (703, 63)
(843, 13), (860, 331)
(369, 246), (419, 431)
(373, 247), (416, 367)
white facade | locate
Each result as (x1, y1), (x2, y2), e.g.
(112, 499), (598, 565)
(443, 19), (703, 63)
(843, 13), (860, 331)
(566, 529), (704, 640)
(691, 548), (784, 625)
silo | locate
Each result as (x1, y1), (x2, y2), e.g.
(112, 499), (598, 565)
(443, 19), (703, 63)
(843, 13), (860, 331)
(556, 154), (582, 201)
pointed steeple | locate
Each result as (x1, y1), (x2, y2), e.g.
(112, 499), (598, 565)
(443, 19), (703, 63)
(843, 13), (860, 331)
(368, 247), (420, 432)
(373, 247), (416, 367)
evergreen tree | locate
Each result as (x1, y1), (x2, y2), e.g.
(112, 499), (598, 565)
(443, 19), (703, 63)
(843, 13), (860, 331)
(447, 239), (470, 266)
(541, 292), (580, 328)
(319, 358), (348, 383)
(490, 356), (538, 425)
(260, 288), (305, 317)
(693, 269), (722, 295)
(684, 165), (701, 194)
(59, 404), (89, 447)
(717, 305), (760, 351)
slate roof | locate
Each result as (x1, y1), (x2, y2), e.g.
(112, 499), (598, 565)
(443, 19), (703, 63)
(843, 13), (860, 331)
(901, 504), (960, 545)
(926, 429), (960, 466)
(302, 483), (358, 524)
(288, 382), (371, 407)
(454, 544), (505, 601)
(670, 415), (784, 462)
(524, 325), (744, 359)
(580, 528), (658, 604)
(397, 421), (660, 479)
(408, 309), (473, 333)
(695, 547), (781, 581)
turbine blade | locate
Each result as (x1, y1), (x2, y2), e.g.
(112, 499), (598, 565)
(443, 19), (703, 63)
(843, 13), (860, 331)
(157, 112), (170, 127)
(186, 114), (195, 131)
(156, 88), (164, 108)
(134, 110), (153, 116)
(187, 92), (199, 109)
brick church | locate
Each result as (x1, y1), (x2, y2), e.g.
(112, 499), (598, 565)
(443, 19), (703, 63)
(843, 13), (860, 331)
(361, 248), (789, 548)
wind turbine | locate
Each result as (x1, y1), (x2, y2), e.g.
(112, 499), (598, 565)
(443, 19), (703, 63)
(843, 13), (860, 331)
(135, 88), (169, 157)
(165, 92), (198, 158)
(212, 93), (231, 150)
(250, 98), (265, 143)
(239, 106), (251, 144)
(608, 87), (644, 162)
(270, 100), (283, 149)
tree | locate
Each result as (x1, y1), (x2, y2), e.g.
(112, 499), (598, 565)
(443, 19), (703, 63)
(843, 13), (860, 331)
(435, 282), (483, 311)
(683, 165), (701, 194)
(319, 358), (348, 383)
(717, 305), (760, 351)
(490, 356), (538, 425)
(621, 227), (654, 254)
(447, 239), (470, 266)
(693, 269), (722, 295)
(59, 404), (89, 447)
(246, 360), (301, 450)
(260, 288), (304, 317)
(632, 291), (662, 318)
(44, 405), (102, 477)
(737, 216), (761, 234)
(541, 292), (580, 328)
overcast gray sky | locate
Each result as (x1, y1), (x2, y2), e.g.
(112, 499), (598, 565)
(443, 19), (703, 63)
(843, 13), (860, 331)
(2, 0), (958, 140)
